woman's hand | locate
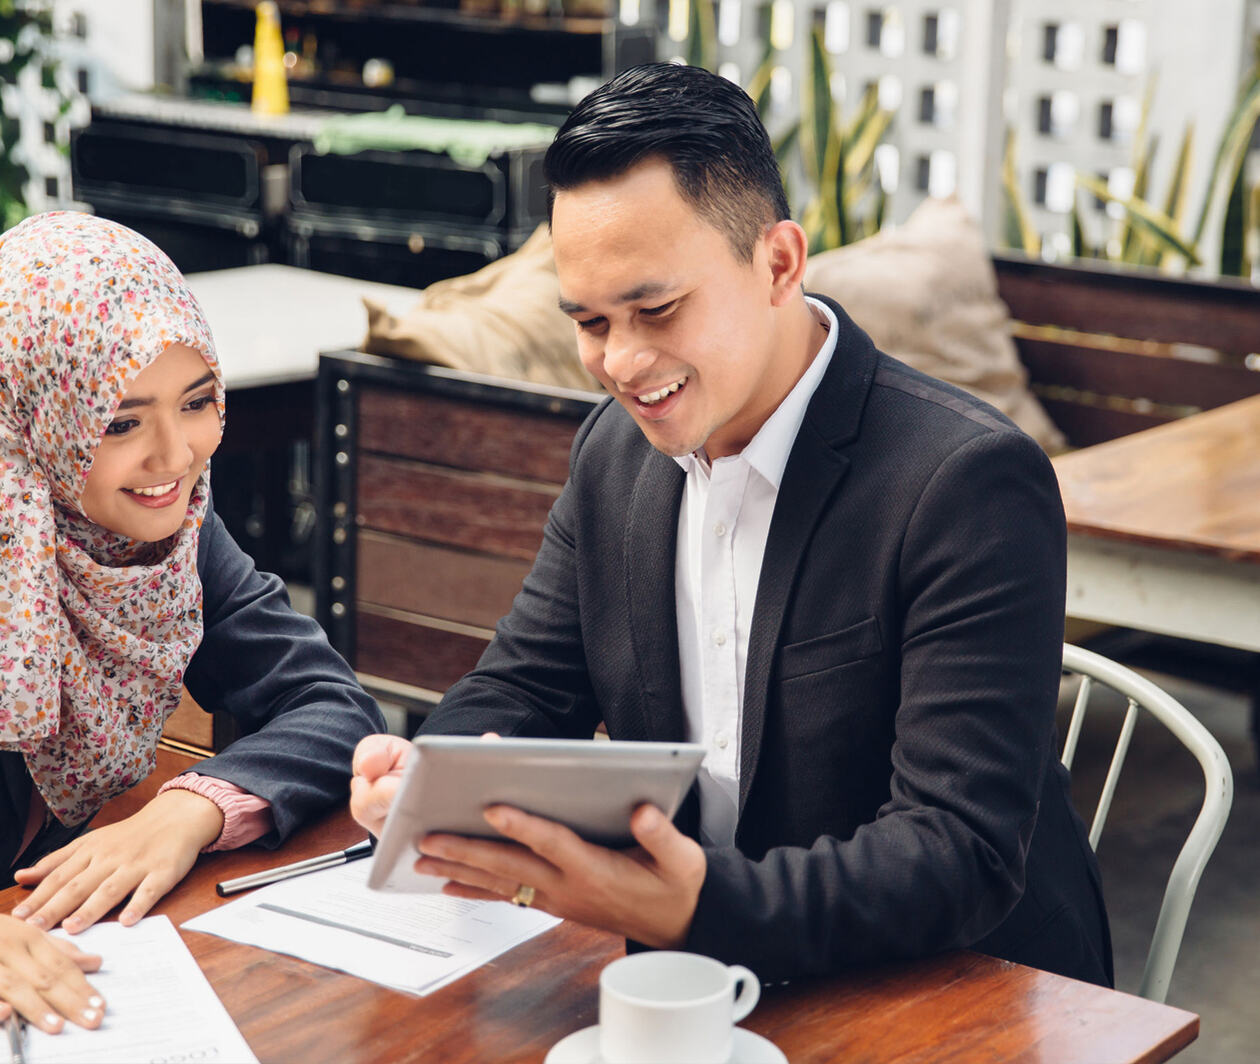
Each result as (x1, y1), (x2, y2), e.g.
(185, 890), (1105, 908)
(0, 913), (105, 1033)
(11, 789), (225, 934)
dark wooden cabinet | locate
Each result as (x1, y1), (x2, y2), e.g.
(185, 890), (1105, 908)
(315, 350), (598, 710)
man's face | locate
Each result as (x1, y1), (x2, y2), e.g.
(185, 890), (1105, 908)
(553, 160), (791, 460)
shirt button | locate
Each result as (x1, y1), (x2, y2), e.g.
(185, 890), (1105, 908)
(712, 629), (727, 646)
(714, 731), (730, 750)
(713, 522), (727, 538)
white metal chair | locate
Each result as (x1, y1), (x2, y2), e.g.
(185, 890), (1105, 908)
(1060, 643), (1234, 1003)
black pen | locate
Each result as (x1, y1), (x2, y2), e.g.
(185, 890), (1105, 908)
(215, 838), (374, 897)
(5, 1014), (25, 1064)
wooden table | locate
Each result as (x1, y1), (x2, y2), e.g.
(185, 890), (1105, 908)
(1052, 393), (1260, 655)
(1, 750), (1199, 1064)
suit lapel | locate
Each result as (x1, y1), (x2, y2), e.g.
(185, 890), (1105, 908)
(624, 450), (687, 742)
(738, 297), (878, 816)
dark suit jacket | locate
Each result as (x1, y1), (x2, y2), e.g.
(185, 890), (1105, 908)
(1, 497), (383, 880)
(421, 297), (1112, 986)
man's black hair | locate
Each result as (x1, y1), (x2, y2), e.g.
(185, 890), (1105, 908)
(543, 62), (791, 262)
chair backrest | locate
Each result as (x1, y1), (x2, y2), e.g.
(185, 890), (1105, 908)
(1060, 643), (1234, 1003)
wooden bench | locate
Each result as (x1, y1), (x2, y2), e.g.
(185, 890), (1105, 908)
(314, 254), (1260, 716)
(994, 254), (1260, 761)
(992, 253), (1260, 446)
(313, 353), (599, 713)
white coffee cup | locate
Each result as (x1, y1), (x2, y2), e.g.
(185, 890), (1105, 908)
(598, 951), (761, 1064)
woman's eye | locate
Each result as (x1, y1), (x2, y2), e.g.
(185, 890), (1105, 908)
(105, 419), (138, 436)
(185, 394), (216, 412)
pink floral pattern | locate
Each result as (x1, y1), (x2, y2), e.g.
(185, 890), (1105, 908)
(0, 212), (223, 826)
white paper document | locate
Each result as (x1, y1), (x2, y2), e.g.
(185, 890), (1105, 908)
(182, 861), (562, 996)
(17, 915), (257, 1064)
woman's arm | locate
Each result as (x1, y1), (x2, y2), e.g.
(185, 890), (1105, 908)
(180, 500), (385, 843)
(13, 499), (384, 934)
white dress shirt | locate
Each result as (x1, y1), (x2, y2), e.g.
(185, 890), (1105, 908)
(674, 298), (839, 846)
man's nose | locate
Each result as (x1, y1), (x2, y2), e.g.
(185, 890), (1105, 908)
(600, 326), (656, 387)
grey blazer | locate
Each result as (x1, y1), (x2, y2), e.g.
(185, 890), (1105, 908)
(2, 497), (383, 879)
(421, 297), (1112, 986)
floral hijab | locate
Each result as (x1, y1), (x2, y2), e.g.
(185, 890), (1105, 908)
(0, 212), (223, 827)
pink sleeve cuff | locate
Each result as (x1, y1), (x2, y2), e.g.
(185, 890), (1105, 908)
(157, 772), (275, 852)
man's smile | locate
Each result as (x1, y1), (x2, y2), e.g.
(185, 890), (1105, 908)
(635, 377), (687, 405)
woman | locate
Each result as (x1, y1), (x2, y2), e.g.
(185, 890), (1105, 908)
(0, 212), (383, 1033)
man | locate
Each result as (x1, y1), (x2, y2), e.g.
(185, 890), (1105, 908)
(351, 62), (1112, 986)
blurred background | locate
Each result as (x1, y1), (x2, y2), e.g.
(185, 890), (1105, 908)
(3, 1), (1258, 283)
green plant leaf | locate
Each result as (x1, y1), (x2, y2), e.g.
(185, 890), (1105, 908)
(772, 120), (800, 167)
(844, 107), (892, 182)
(801, 24), (834, 187)
(1161, 123), (1194, 226)
(1070, 192), (1089, 259)
(819, 116), (843, 248)
(1118, 75), (1158, 263)
(841, 83), (881, 161)
(1077, 173), (1202, 265)
(684, 0), (717, 73)
(1121, 132), (1158, 264)
(1219, 153), (1246, 276)
(1158, 124), (1195, 271)
(1193, 59), (1260, 247)
(1246, 182), (1260, 281)
(746, 38), (776, 124)
(1001, 127), (1040, 256)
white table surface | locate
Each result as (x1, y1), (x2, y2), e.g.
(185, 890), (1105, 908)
(1065, 535), (1260, 655)
(185, 264), (422, 390)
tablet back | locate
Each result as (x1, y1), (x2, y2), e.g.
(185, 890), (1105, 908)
(369, 736), (705, 892)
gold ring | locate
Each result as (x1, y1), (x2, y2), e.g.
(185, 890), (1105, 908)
(510, 883), (536, 908)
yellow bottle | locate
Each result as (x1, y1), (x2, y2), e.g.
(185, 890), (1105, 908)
(251, 1), (289, 116)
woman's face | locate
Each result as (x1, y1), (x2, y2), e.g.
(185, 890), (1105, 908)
(79, 343), (222, 542)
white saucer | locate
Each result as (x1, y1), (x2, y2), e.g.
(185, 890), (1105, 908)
(544, 1025), (788, 1064)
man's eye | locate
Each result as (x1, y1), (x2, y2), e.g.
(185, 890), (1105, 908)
(641, 301), (675, 318)
(105, 419), (138, 436)
(576, 318), (607, 334)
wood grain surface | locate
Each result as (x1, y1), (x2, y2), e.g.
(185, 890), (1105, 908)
(0, 749), (1199, 1064)
(358, 386), (589, 483)
(1053, 393), (1260, 562)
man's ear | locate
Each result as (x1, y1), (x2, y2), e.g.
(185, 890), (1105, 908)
(763, 220), (810, 306)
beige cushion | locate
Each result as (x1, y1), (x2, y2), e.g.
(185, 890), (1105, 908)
(804, 196), (1065, 452)
(361, 224), (596, 393)
(364, 199), (1065, 452)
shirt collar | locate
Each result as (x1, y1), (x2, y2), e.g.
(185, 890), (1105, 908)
(673, 296), (839, 488)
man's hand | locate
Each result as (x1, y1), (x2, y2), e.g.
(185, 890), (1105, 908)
(0, 914), (105, 1034)
(415, 803), (707, 949)
(350, 733), (413, 837)
(11, 789), (224, 934)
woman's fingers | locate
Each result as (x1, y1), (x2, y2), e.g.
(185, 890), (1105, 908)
(0, 916), (105, 1033)
(14, 791), (218, 934)
(11, 856), (97, 931)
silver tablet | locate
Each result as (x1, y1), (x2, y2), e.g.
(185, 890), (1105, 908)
(368, 735), (706, 892)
